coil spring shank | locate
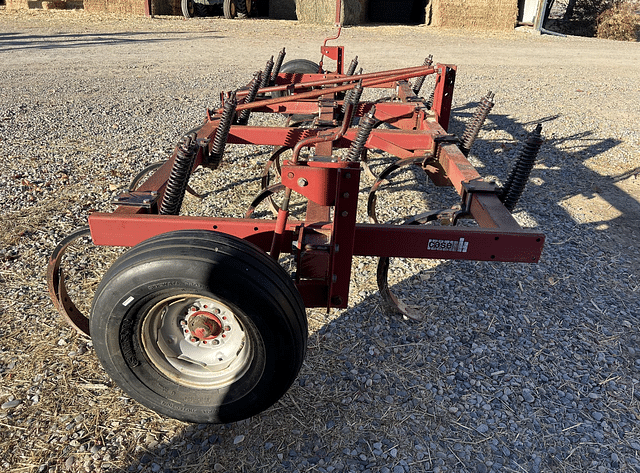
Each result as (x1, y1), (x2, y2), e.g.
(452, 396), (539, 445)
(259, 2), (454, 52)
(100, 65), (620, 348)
(341, 80), (364, 116)
(425, 89), (435, 110)
(160, 133), (198, 216)
(260, 57), (274, 90)
(347, 106), (376, 162)
(237, 71), (262, 126)
(501, 124), (543, 212)
(270, 48), (286, 85)
(346, 56), (359, 76)
(207, 92), (237, 169)
(460, 91), (495, 156)
(412, 55), (433, 95)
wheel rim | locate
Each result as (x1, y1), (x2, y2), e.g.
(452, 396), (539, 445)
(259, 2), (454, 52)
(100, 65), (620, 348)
(141, 294), (253, 389)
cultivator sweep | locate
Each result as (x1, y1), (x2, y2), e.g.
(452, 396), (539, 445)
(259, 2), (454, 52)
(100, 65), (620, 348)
(47, 27), (545, 423)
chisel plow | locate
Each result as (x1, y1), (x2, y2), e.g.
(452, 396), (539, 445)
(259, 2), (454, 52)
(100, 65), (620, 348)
(47, 29), (544, 423)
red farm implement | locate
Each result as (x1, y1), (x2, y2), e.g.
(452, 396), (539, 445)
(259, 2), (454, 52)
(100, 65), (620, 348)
(47, 28), (544, 423)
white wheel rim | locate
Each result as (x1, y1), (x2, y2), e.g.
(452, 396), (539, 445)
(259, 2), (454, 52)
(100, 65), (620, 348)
(141, 294), (253, 389)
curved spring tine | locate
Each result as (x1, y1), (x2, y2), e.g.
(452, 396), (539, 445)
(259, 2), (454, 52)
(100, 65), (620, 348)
(129, 160), (203, 198)
(261, 146), (288, 190)
(377, 257), (425, 321)
(46, 226), (92, 337)
(376, 211), (441, 321)
(367, 156), (426, 224)
(128, 161), (165, 192)
(355, 119), (387, 181)
(357, 149), (378, 182)
(261, 146), (290, 214)
(245, 183), (286, 218)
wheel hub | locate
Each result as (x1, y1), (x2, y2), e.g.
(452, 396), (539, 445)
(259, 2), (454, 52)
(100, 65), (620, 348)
(187, 311), (223, 340)
(142, 295), (251, 388)
(181, 301), (236, 347)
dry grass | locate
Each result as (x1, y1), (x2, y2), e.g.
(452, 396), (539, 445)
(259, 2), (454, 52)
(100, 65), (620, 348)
(597, 1), (640, 40)
(1, 7), (640, 473)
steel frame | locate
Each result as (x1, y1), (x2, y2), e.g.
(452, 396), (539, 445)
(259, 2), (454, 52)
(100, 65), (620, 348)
(48, 47), (544, 334)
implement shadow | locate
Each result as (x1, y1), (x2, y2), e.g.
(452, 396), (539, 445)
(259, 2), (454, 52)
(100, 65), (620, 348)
(107, 248), (640, 472)
(102, 103), (639, 472)
(448, 101), (638, 248)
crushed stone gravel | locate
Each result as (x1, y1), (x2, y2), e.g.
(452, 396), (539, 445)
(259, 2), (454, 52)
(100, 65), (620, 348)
(1, 7), (639, 473)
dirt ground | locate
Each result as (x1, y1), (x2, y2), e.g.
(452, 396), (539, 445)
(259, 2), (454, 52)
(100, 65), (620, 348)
(1, 7), (639, 473)
(2, 7), (637, 257)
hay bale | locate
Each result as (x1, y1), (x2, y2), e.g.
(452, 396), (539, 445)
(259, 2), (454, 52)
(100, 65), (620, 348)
(82, 0), (180, 15)
(295, 0), (367, 25)
(6, 0), (31, 9)
(432, 0), (518, 30)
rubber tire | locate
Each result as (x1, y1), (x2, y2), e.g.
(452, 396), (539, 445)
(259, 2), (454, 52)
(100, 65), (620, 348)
(235, 0), (252, 18)
(280, 59), (321, 75)
(90, 230), (307, 424)
(223, 0), (235, 18)
(181, 0), (195, 18)
(195, 2), (209, 16)
(273, 59), (322, 100)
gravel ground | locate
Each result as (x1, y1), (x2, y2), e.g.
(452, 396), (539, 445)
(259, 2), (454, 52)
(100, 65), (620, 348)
(1, 7), (639, 473)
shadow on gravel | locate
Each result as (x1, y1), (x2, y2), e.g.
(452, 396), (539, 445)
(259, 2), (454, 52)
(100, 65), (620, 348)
(0, 31), (223, 52)
(98, 103), (639, 473)
(449, 102), (638, 247)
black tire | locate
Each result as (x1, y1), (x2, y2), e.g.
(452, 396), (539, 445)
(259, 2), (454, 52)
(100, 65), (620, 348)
(181, 0), (195, 18)
(223, 0), (236, 18)
(235, 0), (253, 18)
(273, 59), (321, 100)
(90, 230), (307, 423)
(183, 0), (209, 17)
(280, 59), (321, 75)
(195, 2), (209, 16)
(224, 0), (252, 18)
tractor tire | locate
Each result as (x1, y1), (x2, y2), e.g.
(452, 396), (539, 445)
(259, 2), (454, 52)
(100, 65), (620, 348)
(195, 2), (209, 16)
(273, 59), (321, 99)
(90, 230), (307, 423)
(224, 0), (253, 18)
(181, 0), (196, 18)
(183, 0), (209, 17)
(235, 0), (252, 18)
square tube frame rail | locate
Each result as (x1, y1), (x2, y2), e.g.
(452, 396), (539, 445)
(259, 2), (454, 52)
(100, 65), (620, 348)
(88, 60), (545, 311)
